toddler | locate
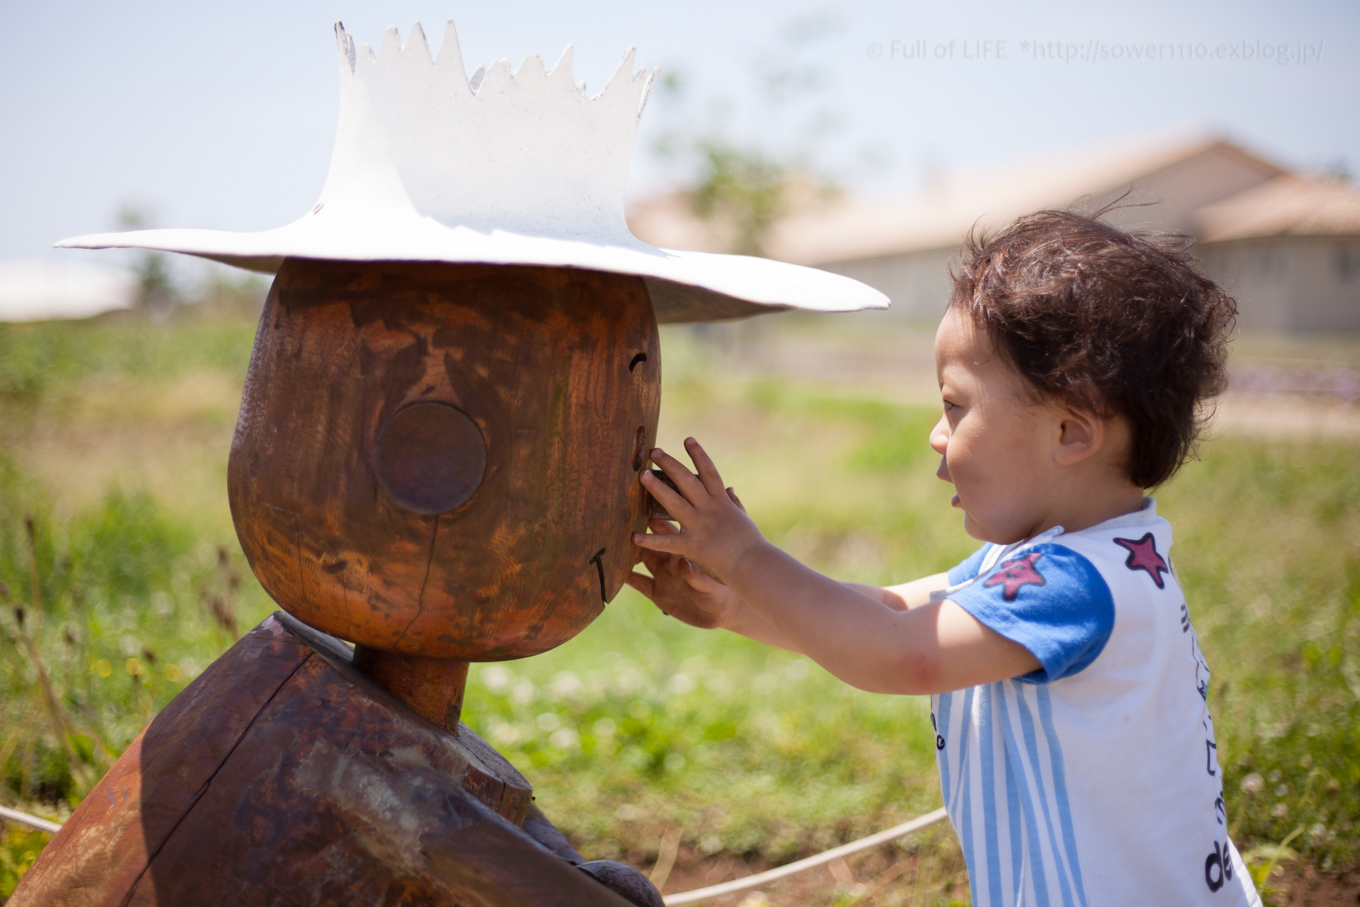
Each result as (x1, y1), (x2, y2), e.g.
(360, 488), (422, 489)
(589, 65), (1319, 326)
(628, 209), (1261, 906)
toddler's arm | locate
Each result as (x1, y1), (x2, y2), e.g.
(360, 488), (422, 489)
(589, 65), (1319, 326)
(633, 439), (1040, 695)
(847, 574), (954, 611)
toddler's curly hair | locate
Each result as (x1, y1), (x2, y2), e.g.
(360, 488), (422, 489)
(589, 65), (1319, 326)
(949, 208), (1237, 489)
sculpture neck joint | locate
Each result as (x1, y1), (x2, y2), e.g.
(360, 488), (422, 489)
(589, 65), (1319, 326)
(352, 645), (469, 732)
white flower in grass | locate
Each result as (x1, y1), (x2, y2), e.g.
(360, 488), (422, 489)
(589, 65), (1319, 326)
(511, 678), (537, 705)
(1241, 772), (1264, 793)
(667, 672), (696, 695)
(612, 665), (644, 697)
(704, 670), (731, 693)
(549, 728), (579, 751)
(481, 665), (512, 692)
(151, 592), (174, 617)
(548, 671), (582, 700)
(586, 670), (609, 696)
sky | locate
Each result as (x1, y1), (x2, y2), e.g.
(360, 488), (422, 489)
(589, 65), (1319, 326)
(1, 0), (1356, 274)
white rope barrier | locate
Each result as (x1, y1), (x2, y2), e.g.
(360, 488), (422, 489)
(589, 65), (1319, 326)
(662, 806), (949, 905)
(0, 805), (62, 835)
(0, 800), (951, 904)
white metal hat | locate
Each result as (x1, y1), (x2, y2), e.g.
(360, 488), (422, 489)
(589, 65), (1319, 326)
(56, 22), (887, 323)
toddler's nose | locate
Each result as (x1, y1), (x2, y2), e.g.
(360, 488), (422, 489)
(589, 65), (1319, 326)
(928, 413), (950, 456)
(929, 413), (952, 482)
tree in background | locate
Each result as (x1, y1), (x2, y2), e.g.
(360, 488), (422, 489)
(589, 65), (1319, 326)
(648, 13), (852, 258)
(115, 205), (178, 319)
(110, 205), (267, 320)
(680, 140), (800, 257)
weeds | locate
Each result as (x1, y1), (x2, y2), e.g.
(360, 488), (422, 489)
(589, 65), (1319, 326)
(0, 316), (1357, 902)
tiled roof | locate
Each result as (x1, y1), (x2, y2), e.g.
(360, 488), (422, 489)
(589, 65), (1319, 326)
(1195, 174), (1360, 241)
(628, 133), (1289, 266)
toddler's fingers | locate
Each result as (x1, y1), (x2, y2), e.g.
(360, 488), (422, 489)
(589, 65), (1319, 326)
(680, 558), (725, 593)
(640, 462), (694, 518)
(647, 518), (681, 535)
(639, 548), (691, 581)
(683, 437), (728, 497)
(624, 571), (655, 600)
(725, 487), (746, 513)
(647, 447), (708, 504)
(634, 530), (686, 555)
(635, 547), (666, 576)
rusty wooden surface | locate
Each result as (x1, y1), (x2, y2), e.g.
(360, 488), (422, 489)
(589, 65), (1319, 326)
(12, 613), (640, 907)
(227, 261), (661, 661)
(10, 615), (312, 907)
(352, 644), (468, 731)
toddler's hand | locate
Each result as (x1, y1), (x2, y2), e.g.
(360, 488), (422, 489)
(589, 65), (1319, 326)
(634, 438), (766, 585)
(625, 520), (743, 629)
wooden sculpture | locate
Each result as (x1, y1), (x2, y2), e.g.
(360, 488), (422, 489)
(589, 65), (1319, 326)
(13, 260), (663, 906)
(23, 19), (885, 906)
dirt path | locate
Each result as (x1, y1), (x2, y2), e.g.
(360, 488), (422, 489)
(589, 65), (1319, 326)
(649, 844), (1360, 905)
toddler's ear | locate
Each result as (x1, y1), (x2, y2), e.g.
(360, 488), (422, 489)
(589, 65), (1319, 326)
(1053, 405), (1105, 466)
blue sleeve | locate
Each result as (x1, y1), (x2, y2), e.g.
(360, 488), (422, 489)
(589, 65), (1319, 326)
(946, 543), (1114, 683)
(947, 544), (993, 585)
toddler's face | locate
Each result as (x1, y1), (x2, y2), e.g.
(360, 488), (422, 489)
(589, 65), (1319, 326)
(930, 307), (1063, 544)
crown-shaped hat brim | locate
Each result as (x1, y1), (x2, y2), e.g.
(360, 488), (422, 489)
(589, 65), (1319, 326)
(55, 22), (888, 323)
(55, 224), (886, 323)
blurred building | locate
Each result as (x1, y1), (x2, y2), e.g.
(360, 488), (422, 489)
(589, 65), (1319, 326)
(629, 135), (1360, 331)
(1194, 174), (1360, 331)
(0, 259), (137, 322)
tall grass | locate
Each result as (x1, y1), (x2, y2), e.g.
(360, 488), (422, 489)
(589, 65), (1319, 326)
(0, 316), (1355, 903)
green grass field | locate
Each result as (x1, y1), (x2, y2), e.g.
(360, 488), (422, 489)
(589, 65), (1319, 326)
(0, 312), (1356, 904)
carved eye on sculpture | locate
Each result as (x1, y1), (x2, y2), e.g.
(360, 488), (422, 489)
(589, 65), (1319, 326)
(374, 402), (487, 515)
(628, 354), (650, 469)
(631, 426), (647, 472)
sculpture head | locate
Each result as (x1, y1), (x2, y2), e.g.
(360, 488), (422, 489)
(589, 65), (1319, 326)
(228, 259), (659, 659)
(56, 21), (884, 665)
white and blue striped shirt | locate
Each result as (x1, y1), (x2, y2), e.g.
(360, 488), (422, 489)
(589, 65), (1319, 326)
(933, 501), (1260, 906)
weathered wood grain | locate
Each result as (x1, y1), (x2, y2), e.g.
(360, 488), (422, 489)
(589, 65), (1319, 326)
(227, 261), (662, 661)
(12, 613), (642, 906)
(17, 261), (671, 905)
(9, 616), (310, 906)
(352, 645), (469, 731)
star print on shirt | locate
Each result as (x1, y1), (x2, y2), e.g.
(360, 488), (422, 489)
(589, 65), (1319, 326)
(983, 552), (1046, 601)
(1114, 532), (1169, 588)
